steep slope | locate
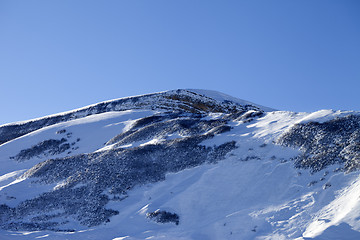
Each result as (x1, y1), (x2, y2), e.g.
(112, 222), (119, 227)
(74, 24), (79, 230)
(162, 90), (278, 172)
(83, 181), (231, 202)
(1, 90), (360, 240)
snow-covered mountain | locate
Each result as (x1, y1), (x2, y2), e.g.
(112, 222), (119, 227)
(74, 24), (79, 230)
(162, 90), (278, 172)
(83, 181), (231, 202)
(1, 89), (360, 240)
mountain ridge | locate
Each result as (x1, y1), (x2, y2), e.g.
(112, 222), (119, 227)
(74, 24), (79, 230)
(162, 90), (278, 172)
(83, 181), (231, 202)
(1, 89), (270, 127)
(0, 89), (268, 146)
(1, 90), (360, 239)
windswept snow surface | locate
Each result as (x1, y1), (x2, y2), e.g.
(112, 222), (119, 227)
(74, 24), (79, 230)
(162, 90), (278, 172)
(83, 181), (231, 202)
(1, 95), (360, 239)
(0, 110), (157, 205)
(0, 110), (157, 175)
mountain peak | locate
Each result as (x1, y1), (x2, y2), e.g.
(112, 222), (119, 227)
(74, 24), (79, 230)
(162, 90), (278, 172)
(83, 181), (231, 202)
(0, 89), (271, 145)
(1, 89), (360, 239)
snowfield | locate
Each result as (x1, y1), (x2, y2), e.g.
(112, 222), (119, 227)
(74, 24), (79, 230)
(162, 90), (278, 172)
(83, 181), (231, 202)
(1, 90), (360, 240)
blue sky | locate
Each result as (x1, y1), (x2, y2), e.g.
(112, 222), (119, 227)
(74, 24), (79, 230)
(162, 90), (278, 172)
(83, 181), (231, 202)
(1, 0), (359, 125)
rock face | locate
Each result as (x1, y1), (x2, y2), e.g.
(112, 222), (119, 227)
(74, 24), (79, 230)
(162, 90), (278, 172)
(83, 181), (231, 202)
(1, 90), (360, 239)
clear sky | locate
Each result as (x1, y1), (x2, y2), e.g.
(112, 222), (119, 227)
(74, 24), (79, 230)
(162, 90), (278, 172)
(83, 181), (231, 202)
(1, 0), (359, 125)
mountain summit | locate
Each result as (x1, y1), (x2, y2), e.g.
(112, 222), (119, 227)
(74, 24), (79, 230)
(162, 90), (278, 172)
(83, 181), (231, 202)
(0, 89), (271, 145)
(1, 89), (360, 240)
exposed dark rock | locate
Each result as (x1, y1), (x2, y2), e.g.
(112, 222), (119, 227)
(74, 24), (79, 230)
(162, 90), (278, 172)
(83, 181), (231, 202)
(56, 129), (66, 134)
(147, 210), (180, 225)
(277, 115), (360, 172)
(308, 181), (318, 187)
(10, 138), (71, 161)
(323, 183), (332, 189)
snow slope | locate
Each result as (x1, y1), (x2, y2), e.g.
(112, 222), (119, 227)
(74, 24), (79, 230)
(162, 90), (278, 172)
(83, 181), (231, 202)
(0, 110), (157, 177)
(1, 90), (360, 240)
